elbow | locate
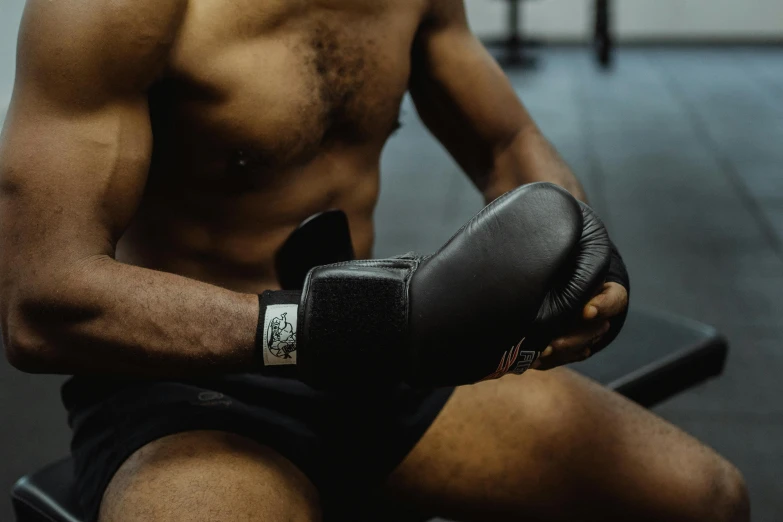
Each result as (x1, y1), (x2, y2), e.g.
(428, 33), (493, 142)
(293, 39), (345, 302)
(2, 257), (109, 373)
(4, 328), (48, 374)
(5, 338), (44, 374)
(2, 305), (51, 373)
(2, 286), (63, 374)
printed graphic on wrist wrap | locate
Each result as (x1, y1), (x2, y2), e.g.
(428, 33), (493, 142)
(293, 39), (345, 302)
(263, 304), (299, 366)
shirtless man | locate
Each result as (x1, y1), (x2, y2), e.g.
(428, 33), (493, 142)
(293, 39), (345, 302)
(0, 0), (749, 521)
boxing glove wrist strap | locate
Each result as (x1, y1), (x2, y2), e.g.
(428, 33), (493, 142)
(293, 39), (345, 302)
(297, 258), (418, 388)
(255, 258), (420, 387)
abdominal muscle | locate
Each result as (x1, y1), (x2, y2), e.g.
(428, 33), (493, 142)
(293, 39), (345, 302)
(115, 151), (381, 295)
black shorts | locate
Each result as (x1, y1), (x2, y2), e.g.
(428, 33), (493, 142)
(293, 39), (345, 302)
(62, 374), (454, 522)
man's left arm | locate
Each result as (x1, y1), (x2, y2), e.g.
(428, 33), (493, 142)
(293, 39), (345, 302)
(409, 0), (586, 204)
(409, 0), (627, 367)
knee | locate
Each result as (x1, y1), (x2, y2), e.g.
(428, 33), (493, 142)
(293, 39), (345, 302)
(719, 465), (750, 522)
(100, 431), (321, 522)
(705, 461), (749, 522)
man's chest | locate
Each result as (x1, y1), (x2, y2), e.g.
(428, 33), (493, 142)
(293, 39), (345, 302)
(152, 0), (429, 170)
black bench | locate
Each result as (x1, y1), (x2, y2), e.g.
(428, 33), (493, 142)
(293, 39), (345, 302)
(12, 307), (728, 522)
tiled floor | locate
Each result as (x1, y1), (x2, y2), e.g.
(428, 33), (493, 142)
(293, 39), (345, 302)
(2, 47), (783, 521)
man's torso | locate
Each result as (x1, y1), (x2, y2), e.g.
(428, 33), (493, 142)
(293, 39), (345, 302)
(117, 0), (429, 292)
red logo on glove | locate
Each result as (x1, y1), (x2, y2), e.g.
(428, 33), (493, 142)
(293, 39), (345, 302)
(480, 338), (538, 381)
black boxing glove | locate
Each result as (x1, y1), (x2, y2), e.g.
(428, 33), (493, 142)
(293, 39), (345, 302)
(274, 210), (356, 290)
(520, 200), (617, 359)
(257, 183), (611, 389)
(404, 188), (611, 387)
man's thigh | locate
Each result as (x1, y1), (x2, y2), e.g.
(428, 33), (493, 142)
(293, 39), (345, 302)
(99, 430), (321, 522)
(383, 369), (748, 522)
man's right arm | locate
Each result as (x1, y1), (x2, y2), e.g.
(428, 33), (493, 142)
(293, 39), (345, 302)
(0, 0), (260, 377)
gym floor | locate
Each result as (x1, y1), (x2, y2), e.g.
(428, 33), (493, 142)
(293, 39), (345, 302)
(2, 47), (783, 521)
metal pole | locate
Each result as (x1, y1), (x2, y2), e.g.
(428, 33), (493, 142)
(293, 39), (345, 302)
(509, 0), (520, 47)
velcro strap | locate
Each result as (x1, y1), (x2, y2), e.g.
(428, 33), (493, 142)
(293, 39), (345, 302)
(298, 258), (418, 389)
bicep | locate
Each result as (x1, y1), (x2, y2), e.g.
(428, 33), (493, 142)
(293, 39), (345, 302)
(0, 95), (152, 263)
(409, 9), (535, 184)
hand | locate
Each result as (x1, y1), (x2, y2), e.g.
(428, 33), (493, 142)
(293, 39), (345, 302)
(532, 282), (628, 371)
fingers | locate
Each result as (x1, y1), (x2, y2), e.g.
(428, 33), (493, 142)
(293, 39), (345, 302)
(533, 320), (610, 371)
(584, 282), (628, 320)
(531, 282), (628, 373)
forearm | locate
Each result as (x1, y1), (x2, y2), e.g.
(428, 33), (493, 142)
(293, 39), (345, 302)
(12, 256), (259, 377)
(485, 126), (588, 204)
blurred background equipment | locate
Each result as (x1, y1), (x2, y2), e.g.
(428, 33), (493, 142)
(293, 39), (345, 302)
(473, 0), (783, 69)
(2, 0), (783, 521)
(486, 0), (613, 68)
